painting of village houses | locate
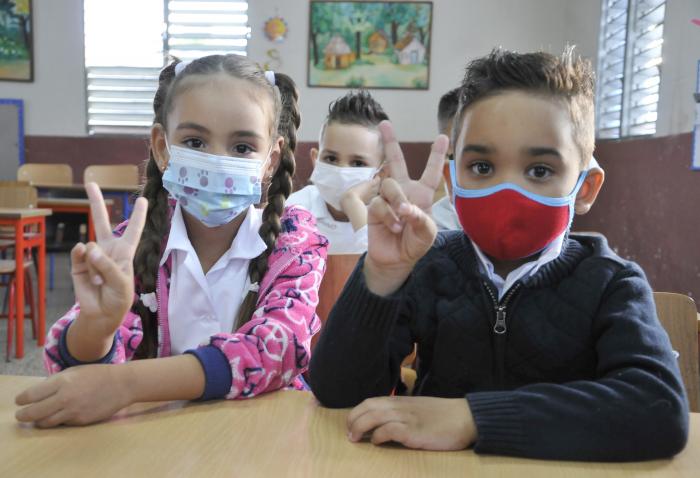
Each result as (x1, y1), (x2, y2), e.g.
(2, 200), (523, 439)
(0, 0), (32, 82)
(308, 1), (432, 89)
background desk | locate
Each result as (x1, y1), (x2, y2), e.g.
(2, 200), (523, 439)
(1, 375), (698, 477)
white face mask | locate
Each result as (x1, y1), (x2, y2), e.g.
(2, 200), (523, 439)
(310, 160), (377, 210)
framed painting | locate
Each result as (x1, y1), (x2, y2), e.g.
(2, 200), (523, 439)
(0, 0), (33, 82)
(308, 1), (432, 89)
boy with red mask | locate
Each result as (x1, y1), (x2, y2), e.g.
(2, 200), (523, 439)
(308, 48), (689, 461)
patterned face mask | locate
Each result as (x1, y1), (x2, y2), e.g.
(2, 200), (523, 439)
(162, 144), (271, 228)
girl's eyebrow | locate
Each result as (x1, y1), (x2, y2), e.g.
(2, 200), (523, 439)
(176, 122), (209, 133)
(231, 130), (266, 140)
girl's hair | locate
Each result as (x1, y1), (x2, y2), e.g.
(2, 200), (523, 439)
(132, 55), (300, 359)
(319, 90), (389, 140)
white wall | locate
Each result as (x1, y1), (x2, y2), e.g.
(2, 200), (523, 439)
(248, 0), (600, 141)
(0, 0), (86, 136)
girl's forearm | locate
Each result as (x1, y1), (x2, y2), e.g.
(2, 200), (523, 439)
(66, 312), (117, 362)
(119, 355), (206, 403)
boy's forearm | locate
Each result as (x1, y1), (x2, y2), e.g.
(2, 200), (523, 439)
(340, 194), (368, 231)
(120, 355), (206, 403)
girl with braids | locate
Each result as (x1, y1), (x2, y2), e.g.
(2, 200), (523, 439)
(287, 90), (388, 254)
(15, 54), (328, 428)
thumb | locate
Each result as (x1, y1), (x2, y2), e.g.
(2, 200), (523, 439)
(398, 203), (437, 253)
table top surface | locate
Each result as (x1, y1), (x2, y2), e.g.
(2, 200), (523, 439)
(0, 208), (53, 218)
(1, 375), (698, 478)
(32, 183), (140, 192)
(37, 198), (114, 207)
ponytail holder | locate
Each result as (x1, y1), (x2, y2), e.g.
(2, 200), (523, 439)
(174, 61), (191, 77)
(140, 292), (158, 313)
(246, 281), (260, 294)
(264, 70), (276, 86)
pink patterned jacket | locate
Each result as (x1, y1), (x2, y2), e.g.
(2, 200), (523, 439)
(44, 205), (328, 400)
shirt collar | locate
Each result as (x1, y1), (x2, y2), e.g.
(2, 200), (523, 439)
(160, 203), (267, 267)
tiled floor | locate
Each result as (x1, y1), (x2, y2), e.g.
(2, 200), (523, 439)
(0, 252), (75, 376)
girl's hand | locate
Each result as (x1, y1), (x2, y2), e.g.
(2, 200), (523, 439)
(67, 183), (147, 360)
(347, 396), (477, 451)
(364, 121), (448, 295)
(15, 364), (134, 427)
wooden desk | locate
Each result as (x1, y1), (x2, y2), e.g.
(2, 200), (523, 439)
(1, 375), (698, 477)
(37, 198), (114, 242)
(0, 209), (51, 359)
(33, 183), (139, 220)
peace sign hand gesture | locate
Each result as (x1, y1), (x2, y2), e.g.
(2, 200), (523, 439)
(69, 183), (148, 345)
(364, 121), (448, 296)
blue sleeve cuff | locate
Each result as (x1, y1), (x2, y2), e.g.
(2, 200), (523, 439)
(185, 345), (233, 401)
(58, 321), (117, 368)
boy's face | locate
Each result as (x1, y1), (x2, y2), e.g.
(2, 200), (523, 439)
(454, 91), (584, 198)
(311, 123), (383, 169)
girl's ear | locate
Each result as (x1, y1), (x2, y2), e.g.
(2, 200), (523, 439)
(267, 135), (284, 178)
(574, 167), (605, 215)
(150, 124), (169, 172)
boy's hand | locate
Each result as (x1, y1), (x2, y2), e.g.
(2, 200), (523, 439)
(347, 396), (477, 451)
(68, 183), (147, 360)
(15, 364), (134, 427)
(364, 121), (448, 295)
(342, 175), (381, 206)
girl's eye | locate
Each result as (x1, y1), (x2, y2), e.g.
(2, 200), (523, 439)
(469, 161), (492, 176)
(234, 144), (254, 155)
(183, 138), (205, 149)
(527, 165), (553, 179)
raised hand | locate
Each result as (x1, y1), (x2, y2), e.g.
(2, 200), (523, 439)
(364, 121), (448, 295)
(67, 183), (147, 359)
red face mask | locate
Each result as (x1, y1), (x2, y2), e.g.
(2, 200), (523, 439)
(449, 161), (587, 261)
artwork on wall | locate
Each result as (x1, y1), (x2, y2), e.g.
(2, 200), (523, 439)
(692, 60), (700, 170)
(264, 15), (289, 43)
(308, 1), (432, 89)
(0, 0), (33, 82)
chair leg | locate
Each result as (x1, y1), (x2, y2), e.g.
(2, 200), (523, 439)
(7, 280), (15, 362)
(49, 253), (55, 291)
(24, 272), (36, 340)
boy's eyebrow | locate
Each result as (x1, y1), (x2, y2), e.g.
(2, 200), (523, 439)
(527, 147), (563, 160)
(462, 144), (493, 154)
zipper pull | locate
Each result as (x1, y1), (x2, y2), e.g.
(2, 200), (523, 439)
(494, 306), (507, 334)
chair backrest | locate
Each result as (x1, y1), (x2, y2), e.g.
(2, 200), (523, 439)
(84, 164), (139, 188)
(17, 163), (73, 186)
(654, 292), (700, 412)
(0, 185), (38, 208)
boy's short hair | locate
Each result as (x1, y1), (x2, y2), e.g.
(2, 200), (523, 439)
(453, 47), (595, 166)
(437, 88), (460, 135)
(320, 90), (389, 141)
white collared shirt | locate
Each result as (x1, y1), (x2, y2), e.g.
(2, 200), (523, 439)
(162, 203), (267, 354)
(471, 232), (566, 300)
(431, 196), (461, 231)
(287, 185), (367, 255)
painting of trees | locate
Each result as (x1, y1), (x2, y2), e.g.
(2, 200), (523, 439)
(0, 0), (33, 81)
(308, 1), (432, 89)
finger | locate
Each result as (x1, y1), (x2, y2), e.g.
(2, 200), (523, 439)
(347, 397), (393, 429)
(399, 203), (438, 248)
(85, 243), (125, 286)
(368, 196), (402, 234)
(379, 178), (409, 212)
(85, 182), (113, 243)
(378, 121), (409, 182)
(84, 243), (104, 286)
(15, 379), (60, 406)
(15, 394), (64, 423)
(120, 197), (148, 250)
(349, 408), (404, 442)
(35, 410), (72, 429)
(70, 242), (89, 275)
(419, 135), (450, 191)
(371, 422), (411, 446)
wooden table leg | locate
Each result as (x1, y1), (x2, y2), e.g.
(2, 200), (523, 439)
(14, 218), (25, 359)
(37, 217), (46, 346)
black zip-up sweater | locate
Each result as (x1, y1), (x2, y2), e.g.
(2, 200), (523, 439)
(308, 232), (689, 461)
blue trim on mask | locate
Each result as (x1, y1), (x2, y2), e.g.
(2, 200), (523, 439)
(449, 160), (588, 207)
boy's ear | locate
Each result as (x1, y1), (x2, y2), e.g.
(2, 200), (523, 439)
(150, 124), (169, 172)
(310, 147), (319, 166)
(574, 167), (605, 215)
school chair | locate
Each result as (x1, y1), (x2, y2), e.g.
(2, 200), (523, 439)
(1, 258), (36, 362)
(83, 164), (139, 220)
(654, 292), (700, 412)
(314, 254), (362, 348)
(17, 163), (73, 187)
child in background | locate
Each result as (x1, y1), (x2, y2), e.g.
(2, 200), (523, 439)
(431, 87), (461, 231)
(287, 91), (387, 254)
(308, 48), (688, 461)
(15, 54), (327, 427)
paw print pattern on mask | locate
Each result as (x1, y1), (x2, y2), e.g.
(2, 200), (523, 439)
(177, 167), (189, 184)
(224, 177), (235, 193)
(198, 170), (209, 187)
(183, 186), (198, 197)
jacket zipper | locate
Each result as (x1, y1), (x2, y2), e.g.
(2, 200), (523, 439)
(483, 281), (521, 388)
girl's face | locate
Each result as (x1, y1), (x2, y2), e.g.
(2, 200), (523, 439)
(312, 123), (383, 170)
(152, 75), (282, 175)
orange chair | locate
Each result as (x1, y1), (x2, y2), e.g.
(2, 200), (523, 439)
(17, 163), (73, 186)
(1, 259), (36, 362)
(84, 164), (140, 219)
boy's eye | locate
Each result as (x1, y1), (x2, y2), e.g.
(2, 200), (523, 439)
(183, 138), (205, 149)
(351, 160), (368, 167)
(234, 144), (254, 155)
(323, 155), (337, 163)
(527, 165), (553, 179)
(469, 161), (492, 176)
